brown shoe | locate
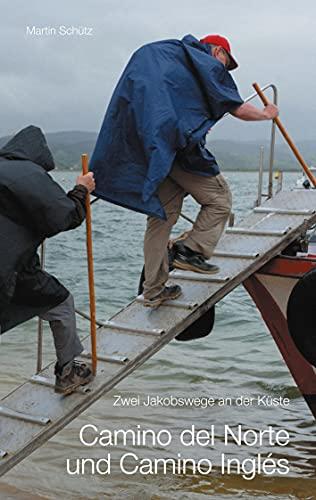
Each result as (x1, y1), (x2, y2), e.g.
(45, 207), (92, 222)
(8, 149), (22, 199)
(173, 241), (220, 274)
(54, 360), (94, 395)
(143, 285), (182, 308)
(173, 254), (220, 274)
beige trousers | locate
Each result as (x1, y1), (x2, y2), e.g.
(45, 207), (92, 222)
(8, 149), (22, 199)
(143, 162), (232, 299)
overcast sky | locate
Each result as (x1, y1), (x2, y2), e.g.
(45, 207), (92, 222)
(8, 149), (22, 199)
(1, 0), (315, 142)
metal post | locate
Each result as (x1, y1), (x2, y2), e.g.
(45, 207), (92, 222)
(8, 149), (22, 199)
(242, 84), (278, 200)
(267, 85), (277, 198)
(36, 242), (45, 373)
(275, 170), (283, 194)
(256, 146), (264, 206)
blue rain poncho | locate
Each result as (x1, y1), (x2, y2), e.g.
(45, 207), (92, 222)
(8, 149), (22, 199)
(90, 35), (243, 219)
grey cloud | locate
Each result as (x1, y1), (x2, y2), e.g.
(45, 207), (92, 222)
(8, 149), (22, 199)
(0, 0), (315, 141)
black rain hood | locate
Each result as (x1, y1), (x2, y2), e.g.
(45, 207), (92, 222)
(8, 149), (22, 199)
(0, 125), (55, 171)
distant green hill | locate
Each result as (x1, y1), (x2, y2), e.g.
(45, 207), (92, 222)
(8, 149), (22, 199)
(208, 139), (316, 171)
(0, 131), (97, 170)
(0, 131), (315, 171)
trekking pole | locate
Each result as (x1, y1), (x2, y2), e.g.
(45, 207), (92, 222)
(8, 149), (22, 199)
(253, 82), (316, 187)
(36, 241), (45, 373)
(81, 154), (97, 375)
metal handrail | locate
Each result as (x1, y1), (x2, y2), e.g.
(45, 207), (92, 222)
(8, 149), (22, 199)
(220, 83), (278, 199)
(242, 83), (278, 199)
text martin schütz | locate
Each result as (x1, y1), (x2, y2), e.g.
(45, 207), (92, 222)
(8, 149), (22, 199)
(26, 26), (94, 37)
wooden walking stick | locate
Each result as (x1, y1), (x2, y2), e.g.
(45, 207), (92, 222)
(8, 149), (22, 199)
(81, 154), (97, 375)
(253, 82), (316, 188)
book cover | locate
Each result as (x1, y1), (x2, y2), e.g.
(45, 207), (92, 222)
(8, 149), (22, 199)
(0, 1), (315, 499)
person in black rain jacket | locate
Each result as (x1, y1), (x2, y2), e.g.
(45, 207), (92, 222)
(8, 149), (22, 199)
(0, 125), (95, 394)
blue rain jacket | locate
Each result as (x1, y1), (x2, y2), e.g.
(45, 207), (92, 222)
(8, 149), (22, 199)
(90, 35), (243, 219)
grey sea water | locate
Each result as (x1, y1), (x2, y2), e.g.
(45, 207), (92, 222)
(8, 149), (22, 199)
(0, 171), (315, 499)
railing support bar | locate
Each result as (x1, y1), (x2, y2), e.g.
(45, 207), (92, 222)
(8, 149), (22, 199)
(36, 242), (45, 374)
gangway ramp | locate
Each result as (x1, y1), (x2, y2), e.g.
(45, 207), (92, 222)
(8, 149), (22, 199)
(1, 188), (316, 477)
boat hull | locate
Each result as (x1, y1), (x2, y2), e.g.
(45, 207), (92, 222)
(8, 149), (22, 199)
(244, 255), (316, 418)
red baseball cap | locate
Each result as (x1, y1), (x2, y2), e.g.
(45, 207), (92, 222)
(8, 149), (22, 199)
(199, 34), (238, 71)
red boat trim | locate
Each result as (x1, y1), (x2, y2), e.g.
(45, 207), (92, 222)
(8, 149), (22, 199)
(257, 255), (316, 278)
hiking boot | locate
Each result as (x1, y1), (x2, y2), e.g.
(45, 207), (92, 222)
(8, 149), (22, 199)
(173, 240), (204, 259)
(54, 359), (94, 395)
(143, 285), (182, 308)
(173, 241), (220, 275)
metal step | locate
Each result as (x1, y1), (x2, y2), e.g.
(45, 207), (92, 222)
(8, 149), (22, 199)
(226, 227), (290, 236)
(136, 295), (198, 310)
(254, 207), (315, 216)
(101, 320), (165, 336)
(80, 351), (128, 365)
(0, 405), (50, 426)
(213, 251), (259, 259)
(75, 313), (165, 337)
(170, 271), (230, 283)
(29, 374), (92, 395)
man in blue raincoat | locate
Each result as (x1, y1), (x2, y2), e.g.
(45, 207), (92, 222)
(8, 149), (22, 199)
(90, 34), (278, 307)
